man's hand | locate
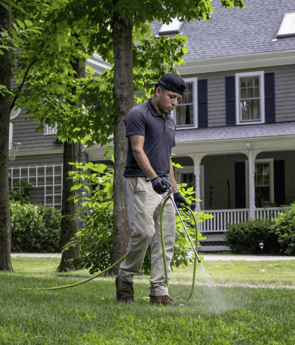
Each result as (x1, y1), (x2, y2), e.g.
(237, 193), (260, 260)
(151, 177), (167, 194)
(173, 192), (189, 208)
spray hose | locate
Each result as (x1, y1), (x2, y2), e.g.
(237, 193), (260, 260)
(27, 182), (201, 297)
(25, 254), (127, 291)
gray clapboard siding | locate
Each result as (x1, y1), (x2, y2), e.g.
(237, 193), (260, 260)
(11, 78), (18, 90)
(275, 65), (295, 122)
(11, 108), (60, 152)
(207, 74), (227, 127)
(9, 154), (63, 167)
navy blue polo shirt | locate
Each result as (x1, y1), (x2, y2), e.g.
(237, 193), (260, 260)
(124, 99), (176, 178)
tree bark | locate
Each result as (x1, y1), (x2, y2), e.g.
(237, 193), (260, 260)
(111, 5), (133, 274)
(0, 4), (12, 271)
(57, 141), (82, 271)
(57, 57), (85, 272)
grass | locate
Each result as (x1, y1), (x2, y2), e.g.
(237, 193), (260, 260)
(0, 258), (295, 344)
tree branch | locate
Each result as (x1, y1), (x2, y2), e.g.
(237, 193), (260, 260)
(10, 35), (48, 111)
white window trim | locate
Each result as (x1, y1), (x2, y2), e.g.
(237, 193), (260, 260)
(9, 122), (13, 149)
(277, 13), (295, 38)
(245, 159), (274, 208)
(172, 77), (198, 130)
(159, 18), (184, 35)
(44, 123), (58, 135)
(235, 71), (265, 125)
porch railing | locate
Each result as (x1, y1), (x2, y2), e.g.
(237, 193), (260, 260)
(198, 207), (285, 232)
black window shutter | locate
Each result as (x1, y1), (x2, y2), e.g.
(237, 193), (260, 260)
(235, 162), (246, 208)
(274, 160), (285, 206)
(264, 73), (275, 123)
(198, 79), (208, 128)
(226, 76), (236, 125)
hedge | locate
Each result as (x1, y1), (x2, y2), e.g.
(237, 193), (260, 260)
(10, 201), (62, 253)
(225, 218), (279, 254)
(271, 202), (295, 255)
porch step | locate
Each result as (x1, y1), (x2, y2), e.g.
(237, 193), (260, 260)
(199, 245), (230, 252)
(199, 232), (229, 252)
(200, 232), (226, 242)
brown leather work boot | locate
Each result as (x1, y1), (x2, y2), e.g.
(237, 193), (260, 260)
(115, 275), (134, 303)
(150, 295), (184, 307)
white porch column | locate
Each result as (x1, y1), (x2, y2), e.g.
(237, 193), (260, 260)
(188, 154), (205, 214)
(246, 143), (259, 220)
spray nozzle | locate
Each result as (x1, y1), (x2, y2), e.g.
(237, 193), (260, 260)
(162, 178), (173, 192)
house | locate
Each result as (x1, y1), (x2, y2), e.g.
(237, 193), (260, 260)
(9, 0), (295, 251)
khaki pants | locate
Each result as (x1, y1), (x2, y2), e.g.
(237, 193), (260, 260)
(119, 177), (176, 296)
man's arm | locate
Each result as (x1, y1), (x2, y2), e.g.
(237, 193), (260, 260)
(169, 159), (179, 194)
(129, 135), (158, 180)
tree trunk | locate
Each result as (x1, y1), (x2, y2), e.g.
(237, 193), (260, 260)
(0, 4), (12, 271)
(111, 5), (133, 274)
(57, 57), (85, 272)
(57, 141), (82, 271)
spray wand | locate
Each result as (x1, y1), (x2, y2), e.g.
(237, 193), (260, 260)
(160, 178), (202, 300)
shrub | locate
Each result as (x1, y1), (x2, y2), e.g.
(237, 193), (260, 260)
(10, 201), (62, 253)
(9, 179), (34, 203)
(64, 162), (208, 274)
(271, 203), (295, 255)
(225, 218), (278, 254)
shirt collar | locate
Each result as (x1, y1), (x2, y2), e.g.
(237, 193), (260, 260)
(148, 99), (171, 119)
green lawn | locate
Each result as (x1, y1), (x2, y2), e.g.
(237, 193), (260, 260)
(0, 258), (295, 344)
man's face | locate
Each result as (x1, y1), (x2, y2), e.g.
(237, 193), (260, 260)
(155, 87), (182, 116)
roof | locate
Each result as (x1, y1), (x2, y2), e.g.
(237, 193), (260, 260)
(175, 122), (295, 143)
(154, 0), (295, 61)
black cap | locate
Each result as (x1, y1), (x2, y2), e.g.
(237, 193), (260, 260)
(151, 73), (185, 95)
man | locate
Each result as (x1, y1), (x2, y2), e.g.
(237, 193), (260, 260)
(116, 73), (188, 306)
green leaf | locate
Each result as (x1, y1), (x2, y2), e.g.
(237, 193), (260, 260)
(71, 183), (83, 191)
(103, 150), (111, 159)
(24, 19), (33, 28)
(172, 162), (183, 169)
(16, 19), (25, 30)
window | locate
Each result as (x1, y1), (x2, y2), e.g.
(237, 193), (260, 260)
(44, 123), (58, 135)
(9, 164), (63, 208)
(235, 71), (265, 125)
(159, 18), (183, 35)
(181, 172), (195, 189)
(255, 160), (274, 207)
(277, 13), (295, 38)
(173, 78), (197, 128)
(246, 159), (274, 208)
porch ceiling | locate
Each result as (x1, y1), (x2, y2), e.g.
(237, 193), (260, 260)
(174, 122), (295, 156)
